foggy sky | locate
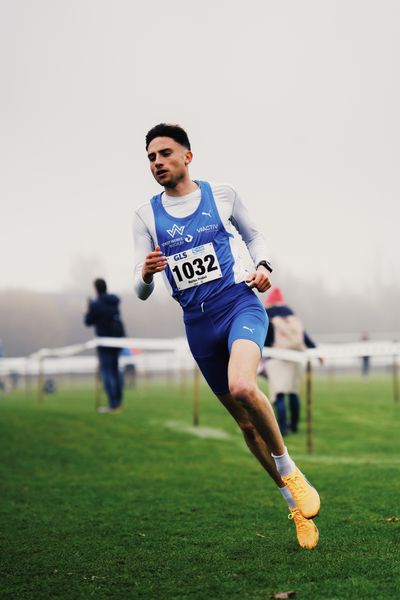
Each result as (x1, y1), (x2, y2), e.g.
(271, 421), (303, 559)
(1, 1), (399, 297)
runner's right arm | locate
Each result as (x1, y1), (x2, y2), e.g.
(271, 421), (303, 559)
(133, 212), (158, 300)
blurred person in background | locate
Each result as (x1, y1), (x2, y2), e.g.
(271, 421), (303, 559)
(360, 331), (371, 380)
(260, 288), (321, 436)
(84, 278), (125, 413)
(133, 123), (321, 550)
(121, 347), (137, 388)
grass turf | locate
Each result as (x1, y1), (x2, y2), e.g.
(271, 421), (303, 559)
(0, 375), (399, 599)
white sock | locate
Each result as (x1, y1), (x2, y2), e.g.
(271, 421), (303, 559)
(271, 447), (296, 477)
(279, 485), (296, 509)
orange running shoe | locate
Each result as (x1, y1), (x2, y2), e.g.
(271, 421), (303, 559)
(281, 468), (320, 519)
(289, 508), (319, 549)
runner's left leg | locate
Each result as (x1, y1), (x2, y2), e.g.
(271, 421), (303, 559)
(222, 338), (320, 521)
(217, 391), (283, 486)
(227, 339), (286, 457)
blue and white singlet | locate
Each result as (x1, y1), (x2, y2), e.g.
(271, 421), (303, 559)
(150, 180), (237, 310)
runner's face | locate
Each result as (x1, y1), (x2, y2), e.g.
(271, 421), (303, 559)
(147, 137), (192, 189)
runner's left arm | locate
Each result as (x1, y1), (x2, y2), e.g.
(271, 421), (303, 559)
(230, 190), (272, 292)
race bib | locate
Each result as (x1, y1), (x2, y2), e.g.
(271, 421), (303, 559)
(167, 242), (223, 290)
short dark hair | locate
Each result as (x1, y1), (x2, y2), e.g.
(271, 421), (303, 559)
(145, 123), (191, 151)
(94, 278), (107, 294)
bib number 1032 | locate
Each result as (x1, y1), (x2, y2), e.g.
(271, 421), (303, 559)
(167, 242), (223, 290)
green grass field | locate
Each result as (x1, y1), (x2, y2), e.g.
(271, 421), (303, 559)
(1, 375), (399, 599)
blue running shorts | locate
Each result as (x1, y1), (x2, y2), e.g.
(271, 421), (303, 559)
(183, 282), (268, 396)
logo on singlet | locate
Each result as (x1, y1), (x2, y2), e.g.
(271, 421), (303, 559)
(202, 211), (212, 218)
(167, 224), (185, 238)
(243, 326), (255, 334)
(196, 224), (218, 233)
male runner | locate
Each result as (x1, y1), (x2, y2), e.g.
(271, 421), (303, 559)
(133, 123), (320, 549)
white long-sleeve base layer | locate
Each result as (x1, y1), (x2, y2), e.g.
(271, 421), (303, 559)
(133, 182), (271, 300)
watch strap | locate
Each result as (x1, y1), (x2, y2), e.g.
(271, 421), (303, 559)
(256, 260), (273, 273)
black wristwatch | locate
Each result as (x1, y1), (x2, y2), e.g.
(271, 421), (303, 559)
(256, 260), (273, 273)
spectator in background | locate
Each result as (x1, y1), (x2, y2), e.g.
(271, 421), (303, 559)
(84, 278), (125, 413)
(121, 347), (137, 388)
(360, 331), (371, 379)
(260, 288), (320, 436)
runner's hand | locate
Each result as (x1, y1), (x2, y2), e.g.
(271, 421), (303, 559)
(142, 246), (167, 283)
(246, 265), (272, 293)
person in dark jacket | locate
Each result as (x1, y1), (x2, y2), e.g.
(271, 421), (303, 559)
(84, 278), (125, 413)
